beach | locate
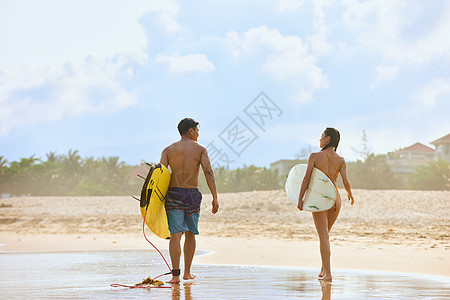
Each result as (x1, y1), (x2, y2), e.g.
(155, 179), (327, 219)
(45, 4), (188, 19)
(0, 189), (449, 278)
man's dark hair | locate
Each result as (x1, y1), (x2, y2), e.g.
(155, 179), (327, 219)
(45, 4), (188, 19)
(178, 118), (199, 136)
(321, 127), (340, 151)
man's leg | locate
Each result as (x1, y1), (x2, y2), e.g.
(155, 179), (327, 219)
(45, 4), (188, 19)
(183, 231), (196, 280)
(169, 232), (183, 283)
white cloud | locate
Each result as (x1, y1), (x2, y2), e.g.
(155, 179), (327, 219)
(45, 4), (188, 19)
(270, 0), (335, 57)
(156, 1), (181, 33)
(155, 53), (215, 74)
(0, 0), (182, 135)
(415, 77), (450, 109)
(0, 57), (137, 135)
(226, 26), (328, 103)
(341, 0), (450, 65)
(306, 0), (335, 57)
(0, 1), (181, 69)
(376, 64), (399, 80)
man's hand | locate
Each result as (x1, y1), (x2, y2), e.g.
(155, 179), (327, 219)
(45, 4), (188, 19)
(211, 198), (219, 214)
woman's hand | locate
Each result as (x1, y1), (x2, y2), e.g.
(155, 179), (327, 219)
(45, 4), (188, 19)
(347, 194), (354, 206)
(297, 198), (303, 211)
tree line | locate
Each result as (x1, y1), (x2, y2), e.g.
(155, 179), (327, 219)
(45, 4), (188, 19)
(344, 154), (449, 190)
(198, 165), (281, 194)
(1, 148), (448, 197)
(0, 150), (140, 196)
(0, 151), (282, 197)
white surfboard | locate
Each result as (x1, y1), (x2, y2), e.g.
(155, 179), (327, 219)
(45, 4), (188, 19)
(285, 164), (337, 212)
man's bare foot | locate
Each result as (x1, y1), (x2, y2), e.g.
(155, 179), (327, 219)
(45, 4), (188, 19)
(168, 276), (180, 284)
(183, 274), (196, 280)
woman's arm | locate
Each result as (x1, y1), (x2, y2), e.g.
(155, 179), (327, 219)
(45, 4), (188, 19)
(340, 161), (354, 205)
(297, 154), (315, 211)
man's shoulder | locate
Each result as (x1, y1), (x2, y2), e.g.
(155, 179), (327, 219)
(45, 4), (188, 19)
(180, 139), (206, 150)
(189, 142), (207, 157)
(168, 140), (206, 153)
(196, 142), (207, 151)
(163, 142), (176, 151)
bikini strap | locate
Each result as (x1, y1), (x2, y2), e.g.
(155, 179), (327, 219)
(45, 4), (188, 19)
(324, 151), (339, 177)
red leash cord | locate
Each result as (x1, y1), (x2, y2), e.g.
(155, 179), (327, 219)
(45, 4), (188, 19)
(141, 208), (174, 279)
(110, 207), (173, 289)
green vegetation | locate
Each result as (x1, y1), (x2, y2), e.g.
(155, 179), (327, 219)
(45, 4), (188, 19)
(346, 154), (406, 189)
(407, 160), (450, 190)
(0, 152), (282, 197)
(345, 156), (450, 190)
(0, 151), (140, 196)
(199, 165), (281, 194)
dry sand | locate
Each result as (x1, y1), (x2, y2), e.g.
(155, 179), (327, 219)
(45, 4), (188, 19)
(0, 189), (449, 277)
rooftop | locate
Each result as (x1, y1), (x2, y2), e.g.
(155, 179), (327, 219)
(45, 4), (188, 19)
(398, 142), (435, 153)
(430, 133), (450, 145)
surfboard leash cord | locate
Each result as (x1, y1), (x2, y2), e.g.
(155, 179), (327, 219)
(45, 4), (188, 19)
(141, 207), (174, 279)
(110, 207), (174, 289)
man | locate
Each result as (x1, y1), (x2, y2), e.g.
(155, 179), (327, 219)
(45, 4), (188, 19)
(160, 117), (219, 284)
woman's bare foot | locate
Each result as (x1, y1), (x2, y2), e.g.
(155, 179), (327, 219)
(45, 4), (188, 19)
(183, 274), (196, 280)
(319, 275), (332, 282)
(318, 267), (325, 278)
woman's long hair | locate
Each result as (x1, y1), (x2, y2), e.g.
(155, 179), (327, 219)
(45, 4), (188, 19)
(321, 127), (340, 151)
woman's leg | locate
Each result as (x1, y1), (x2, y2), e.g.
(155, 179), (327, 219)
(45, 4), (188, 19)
(327, 193), (341, 231)
(313, 211), (332, 281)
(317, 194), (341, 278)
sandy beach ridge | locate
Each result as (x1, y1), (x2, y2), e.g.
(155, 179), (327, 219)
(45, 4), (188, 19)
(0, 189), (449, 278)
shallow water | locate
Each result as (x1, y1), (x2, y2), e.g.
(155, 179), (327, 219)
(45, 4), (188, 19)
(0, 250), (449, 299)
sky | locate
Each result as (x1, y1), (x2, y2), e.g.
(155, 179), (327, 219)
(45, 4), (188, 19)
(1, 0), (449, 168)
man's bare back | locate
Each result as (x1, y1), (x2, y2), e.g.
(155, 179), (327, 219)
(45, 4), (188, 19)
(161, 138), (206, 188)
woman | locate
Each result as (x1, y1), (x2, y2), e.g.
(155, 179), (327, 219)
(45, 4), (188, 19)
(298, 127), (354, 282)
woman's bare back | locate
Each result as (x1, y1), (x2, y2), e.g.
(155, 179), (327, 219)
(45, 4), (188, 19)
(312, 150), (344, 184)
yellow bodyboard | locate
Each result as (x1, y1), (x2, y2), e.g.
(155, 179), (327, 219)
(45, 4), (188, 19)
(139, 163), (171, 239)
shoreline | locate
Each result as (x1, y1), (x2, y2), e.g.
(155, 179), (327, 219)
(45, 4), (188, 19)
(1, 191), (449, 280)
(1, 232), (448, 278)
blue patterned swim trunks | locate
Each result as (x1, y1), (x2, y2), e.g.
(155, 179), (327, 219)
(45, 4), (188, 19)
(165, 187), (202, 235)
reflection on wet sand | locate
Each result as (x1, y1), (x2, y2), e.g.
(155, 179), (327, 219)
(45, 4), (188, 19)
(286, 274), (332, 299)
(319, 280), (331, 300)
(0, 251), (448, 299)
(172, 282), (194, 300)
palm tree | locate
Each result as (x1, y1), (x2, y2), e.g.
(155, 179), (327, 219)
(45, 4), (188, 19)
(0, 156), (7, 168)
(61, 149), (82, 193)
(46, 151), (58, 162)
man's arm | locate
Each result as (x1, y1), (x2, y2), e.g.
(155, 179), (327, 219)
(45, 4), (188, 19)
(200, 148), (219, 214)
(160, 147), (169, 168)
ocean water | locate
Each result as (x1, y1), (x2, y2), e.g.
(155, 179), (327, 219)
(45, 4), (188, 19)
(0, 250), (449, 299)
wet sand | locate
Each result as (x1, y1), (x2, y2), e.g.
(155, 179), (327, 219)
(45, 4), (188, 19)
(0, 189), (449, 278)
(1, 250), (449, 299)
